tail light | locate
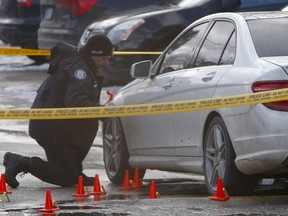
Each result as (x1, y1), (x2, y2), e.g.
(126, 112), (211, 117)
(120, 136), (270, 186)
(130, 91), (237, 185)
(17, 0), (32, 7)
(57, 0), (98, 17)
(252, 80), (288, 111)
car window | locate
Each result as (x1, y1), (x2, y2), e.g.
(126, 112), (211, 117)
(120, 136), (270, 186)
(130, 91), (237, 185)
(219, 31), (236, 65)
(247, 18), (288, 57)
(240, 0), (288, 7)
(159, 22), (209, 74)
(193, 21), (235, 67)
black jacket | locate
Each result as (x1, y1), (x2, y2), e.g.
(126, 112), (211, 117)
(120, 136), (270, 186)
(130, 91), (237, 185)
(29, 43), (103, 152)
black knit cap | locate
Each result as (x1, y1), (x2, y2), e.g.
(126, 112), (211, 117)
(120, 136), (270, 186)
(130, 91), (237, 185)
(83, 34), (114, 56)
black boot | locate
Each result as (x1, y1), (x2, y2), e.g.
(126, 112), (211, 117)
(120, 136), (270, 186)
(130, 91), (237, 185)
(78, 164), (94, 186)
(3, 152), (31, 188)
(82, 173), (95, 186)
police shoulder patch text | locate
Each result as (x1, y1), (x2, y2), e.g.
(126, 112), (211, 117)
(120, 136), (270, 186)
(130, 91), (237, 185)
(74, 69), (87, 80)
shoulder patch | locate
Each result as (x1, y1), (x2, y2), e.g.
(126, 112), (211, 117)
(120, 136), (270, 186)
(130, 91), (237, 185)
(74, 69), (87, 80)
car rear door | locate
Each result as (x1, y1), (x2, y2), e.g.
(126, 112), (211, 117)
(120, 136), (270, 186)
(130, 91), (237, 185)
(173, 20), (236, 157)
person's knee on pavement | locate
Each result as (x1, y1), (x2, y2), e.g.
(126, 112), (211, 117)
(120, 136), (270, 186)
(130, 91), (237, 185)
(58, 174), (79, 187)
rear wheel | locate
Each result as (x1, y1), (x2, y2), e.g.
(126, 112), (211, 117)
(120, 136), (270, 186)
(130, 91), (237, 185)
(203, 116), (258, 196)
(102, 118), (145, 184)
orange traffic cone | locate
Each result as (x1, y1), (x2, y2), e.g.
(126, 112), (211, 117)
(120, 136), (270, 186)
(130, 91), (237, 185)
(72, 176), (90, 197)
(149, 180), (159, 199)
(132, 167), (143, 188)
(209, 178), (230, 201)
(0, 174), (12, 194)
(39, 189), (59, 212)
(89, 174), (106, 195)
(93, 195), (103, 202)
(118, 169), (133, 190)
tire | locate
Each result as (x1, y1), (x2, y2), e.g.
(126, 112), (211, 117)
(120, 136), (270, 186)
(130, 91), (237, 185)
(203, 116), (258, 196)
(102, 118), (145, 184)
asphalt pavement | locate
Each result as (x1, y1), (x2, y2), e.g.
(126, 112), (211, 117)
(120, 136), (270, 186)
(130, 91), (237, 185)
(1, 55), (288, 215)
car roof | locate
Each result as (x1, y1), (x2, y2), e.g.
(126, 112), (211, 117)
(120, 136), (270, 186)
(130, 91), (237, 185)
(185, 11), (288, 31)
(196, 11), (288, 22)
(239, 11), (288, 20)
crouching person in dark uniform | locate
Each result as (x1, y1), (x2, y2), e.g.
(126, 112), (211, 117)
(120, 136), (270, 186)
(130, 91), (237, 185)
(3, 34), (114, 188)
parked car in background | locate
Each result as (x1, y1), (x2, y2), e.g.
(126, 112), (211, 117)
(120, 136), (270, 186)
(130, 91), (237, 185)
(0, 0), (45, 64)
(79, 0), (288, 86)
(282, 5), (288, 10)
(102, 11), (288, 196)
(37, 0), (175, 50)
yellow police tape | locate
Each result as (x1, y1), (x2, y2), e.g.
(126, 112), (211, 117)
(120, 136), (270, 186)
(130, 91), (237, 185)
(0, 47), (162, 56)
(0, 48), (51, 56)
(1, 88), (288, 120)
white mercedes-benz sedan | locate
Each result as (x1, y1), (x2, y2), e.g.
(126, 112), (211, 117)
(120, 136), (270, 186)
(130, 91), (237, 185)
(102, 11), (288, 196)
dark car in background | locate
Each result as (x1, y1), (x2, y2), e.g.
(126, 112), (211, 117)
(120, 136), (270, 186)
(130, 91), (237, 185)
(0, 0), (45, 63)
(79, 0), (288, 86)
(37, 0), (175, 50)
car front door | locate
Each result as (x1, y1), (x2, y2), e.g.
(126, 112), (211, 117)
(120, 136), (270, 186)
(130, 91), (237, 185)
(122, 22), (209, 156)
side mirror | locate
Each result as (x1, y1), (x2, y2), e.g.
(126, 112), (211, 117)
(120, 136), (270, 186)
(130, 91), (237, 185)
(130, 60), (152, 79)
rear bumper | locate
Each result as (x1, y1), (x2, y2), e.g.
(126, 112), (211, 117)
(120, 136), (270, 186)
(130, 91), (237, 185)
(235, 137), (288, 176)
(225, 104), (288, 176)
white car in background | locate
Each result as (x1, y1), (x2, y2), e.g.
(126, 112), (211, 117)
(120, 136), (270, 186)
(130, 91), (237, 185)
(102, 11), (288, 196)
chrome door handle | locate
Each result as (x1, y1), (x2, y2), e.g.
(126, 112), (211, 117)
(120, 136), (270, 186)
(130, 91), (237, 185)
(163, 81), (174, 90)
(202, 71), (216, 82)
(163, 77), (176, 90)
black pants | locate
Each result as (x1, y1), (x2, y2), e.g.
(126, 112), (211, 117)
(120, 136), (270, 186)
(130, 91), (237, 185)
(28, 138), (90, 187)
